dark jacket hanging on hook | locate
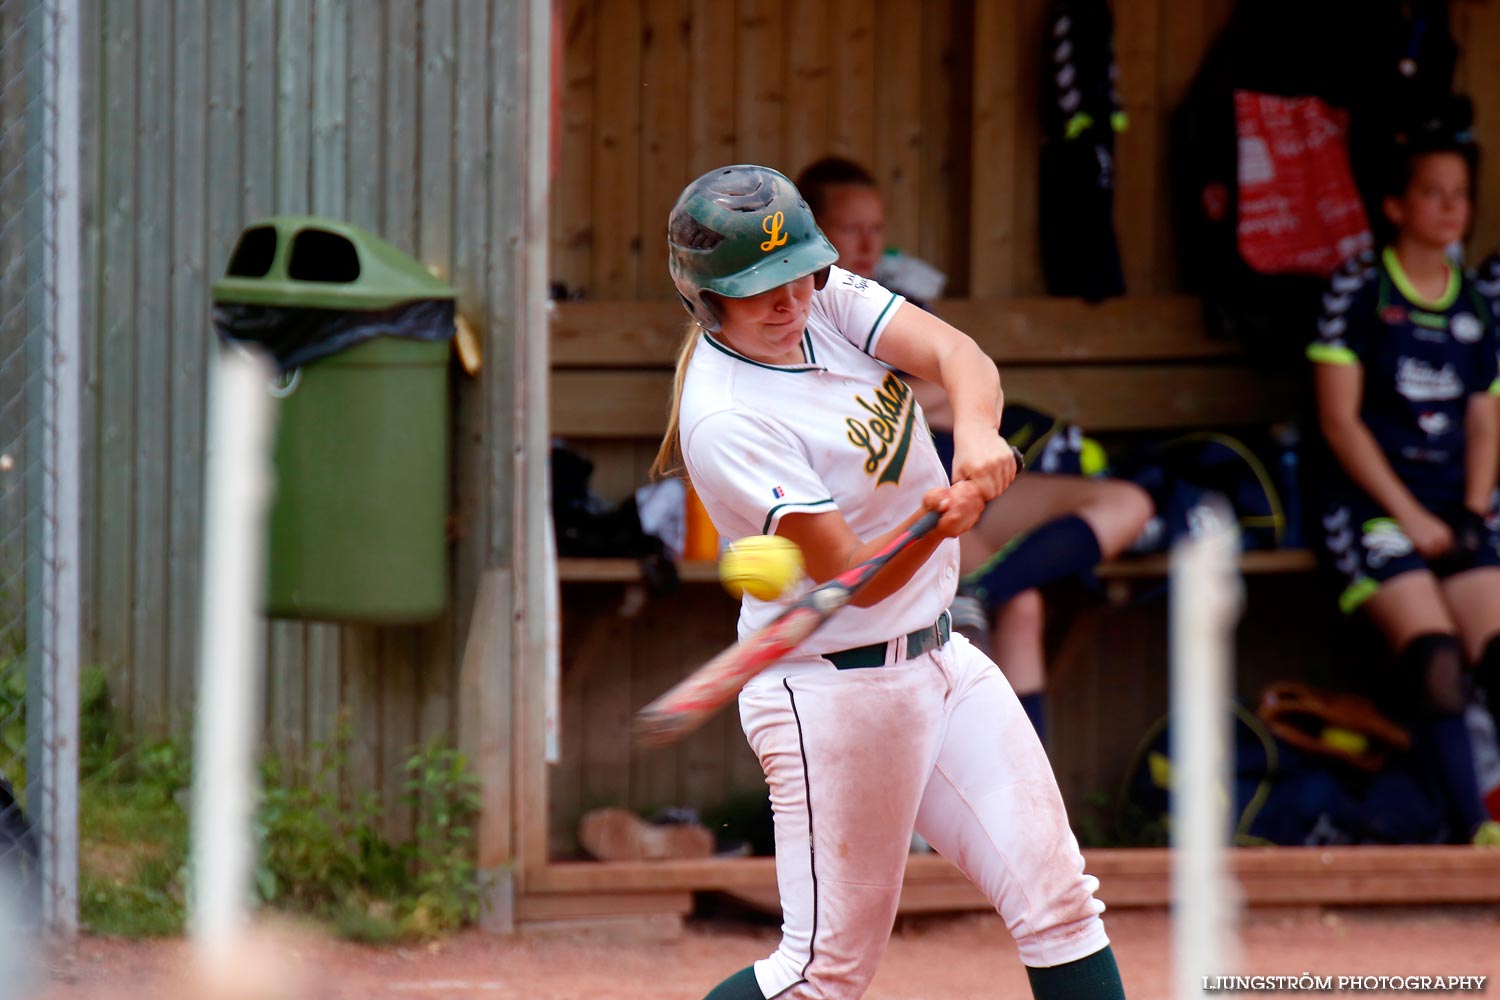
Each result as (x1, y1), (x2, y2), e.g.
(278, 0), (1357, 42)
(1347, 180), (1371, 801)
(1038, 0), (1127, 302)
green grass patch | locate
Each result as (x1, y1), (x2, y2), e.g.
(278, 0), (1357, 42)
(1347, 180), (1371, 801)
(79, 778), (189, 936)
(254, 730), (485, 941)
(56, 670), (486, 942)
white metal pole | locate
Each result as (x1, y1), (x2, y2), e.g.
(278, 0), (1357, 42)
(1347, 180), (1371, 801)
(189, 349), (275, 967)
(42, 0), (83, 939)
(1170, 501), (1244, 1000)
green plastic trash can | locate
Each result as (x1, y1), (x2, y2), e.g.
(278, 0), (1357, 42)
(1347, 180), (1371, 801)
(212, 216), (455, 623)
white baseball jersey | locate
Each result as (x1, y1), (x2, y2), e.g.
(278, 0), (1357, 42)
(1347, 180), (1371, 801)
(680, 265), (960, 653)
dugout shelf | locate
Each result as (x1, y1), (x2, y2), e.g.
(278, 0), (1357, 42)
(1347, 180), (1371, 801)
(519, 846), (1500, 931)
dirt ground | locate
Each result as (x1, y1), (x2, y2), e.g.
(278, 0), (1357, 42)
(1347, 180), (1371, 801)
(28, 904), (1500, 1000)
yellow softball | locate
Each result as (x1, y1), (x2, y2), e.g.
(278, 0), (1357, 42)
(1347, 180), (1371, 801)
(719, 534), (805, 601)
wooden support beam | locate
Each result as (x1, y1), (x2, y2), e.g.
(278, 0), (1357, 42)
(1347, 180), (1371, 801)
(513, 0), (556, 906)
(552, 364), (1293, 439)
(556, 549), (1318, 585)
(549, 296), (1240, 368)
(458, 568), (517, 933)
(1093, 549), (1317, 580)
(525, 846), (1500, 913)
(516, 890), (694, 922)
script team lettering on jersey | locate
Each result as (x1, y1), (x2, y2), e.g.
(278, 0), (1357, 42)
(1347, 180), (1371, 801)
(846, 372), (916, 484)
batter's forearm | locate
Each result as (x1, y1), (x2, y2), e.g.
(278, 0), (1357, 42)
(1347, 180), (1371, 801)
(846, 508), (945, 607)
(939, 340), (1002, 435)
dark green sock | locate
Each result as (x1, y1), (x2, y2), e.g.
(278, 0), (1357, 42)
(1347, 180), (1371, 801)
(703, 965), (765, 1000)
(1026, 945), (1125, 1000)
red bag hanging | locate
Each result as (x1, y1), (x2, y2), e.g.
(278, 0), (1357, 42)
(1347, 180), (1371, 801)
(1234, 91), (1373, 277)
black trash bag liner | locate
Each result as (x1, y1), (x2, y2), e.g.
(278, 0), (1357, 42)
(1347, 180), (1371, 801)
(552, 445), (679, 595)
(213, 298), (455, 373)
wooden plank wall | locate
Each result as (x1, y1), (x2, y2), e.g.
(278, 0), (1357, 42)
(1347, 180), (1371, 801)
(552, 0), (974, 301)
(550, 0), (1235, 301)
(82, 0), (527, 837)
(1454, 0), (1500, 257)
(553, 0), (1500, 302)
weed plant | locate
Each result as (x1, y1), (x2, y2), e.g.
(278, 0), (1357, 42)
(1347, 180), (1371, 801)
(69, 675), (483, 940)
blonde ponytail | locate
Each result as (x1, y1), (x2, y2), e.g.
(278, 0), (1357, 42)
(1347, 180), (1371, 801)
(650, 320), (703, 480)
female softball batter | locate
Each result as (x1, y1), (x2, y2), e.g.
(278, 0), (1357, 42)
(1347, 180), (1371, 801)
(654, 165), (1124, 1000)
(1308, 135), (1500, 846)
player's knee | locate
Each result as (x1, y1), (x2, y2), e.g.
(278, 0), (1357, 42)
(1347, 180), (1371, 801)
(1395, 632), (1469, 717)
(995, 588), (1045, 637)
(1082, 480), (1154, 558)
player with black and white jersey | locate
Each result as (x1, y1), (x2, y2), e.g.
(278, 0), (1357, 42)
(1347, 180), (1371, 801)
(654, 164), (1125, 1000)
(1308, 133), (1500, 846)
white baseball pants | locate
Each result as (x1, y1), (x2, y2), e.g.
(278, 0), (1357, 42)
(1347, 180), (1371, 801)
(739, 635), (1109, 1000)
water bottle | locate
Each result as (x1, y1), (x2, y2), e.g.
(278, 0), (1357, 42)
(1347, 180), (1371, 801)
(683, 482), (720, 563)
(1272, 423), (1303, 549)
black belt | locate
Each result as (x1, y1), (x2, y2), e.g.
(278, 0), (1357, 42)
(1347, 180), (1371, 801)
(825, 610), (952, 670)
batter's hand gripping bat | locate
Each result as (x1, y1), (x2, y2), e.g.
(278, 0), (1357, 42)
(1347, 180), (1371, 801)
(633, 446), (1023, 747)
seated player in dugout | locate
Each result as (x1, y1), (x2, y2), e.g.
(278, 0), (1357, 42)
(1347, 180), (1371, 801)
(1307, 128), (1500, 846)
(794, 156), (1154, 745)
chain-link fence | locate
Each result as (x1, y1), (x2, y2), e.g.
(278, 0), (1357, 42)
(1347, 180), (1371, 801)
(0, 0), (82, 938)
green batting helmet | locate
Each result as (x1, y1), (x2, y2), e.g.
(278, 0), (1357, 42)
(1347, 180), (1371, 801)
(667, 164), (838, 330)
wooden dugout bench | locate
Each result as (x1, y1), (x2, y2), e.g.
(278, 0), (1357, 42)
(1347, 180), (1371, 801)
(533, 296), (1500, 932)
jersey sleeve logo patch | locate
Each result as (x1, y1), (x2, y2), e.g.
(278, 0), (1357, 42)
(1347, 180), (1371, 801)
(760, 211), (788, 252)
(846, 372), (917, 485)
(771, 485), (786, 498)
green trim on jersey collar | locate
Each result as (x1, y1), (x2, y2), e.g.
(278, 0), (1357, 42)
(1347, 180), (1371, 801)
(1383, 246), (1460, 312)
(701, 331), (822, 373)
